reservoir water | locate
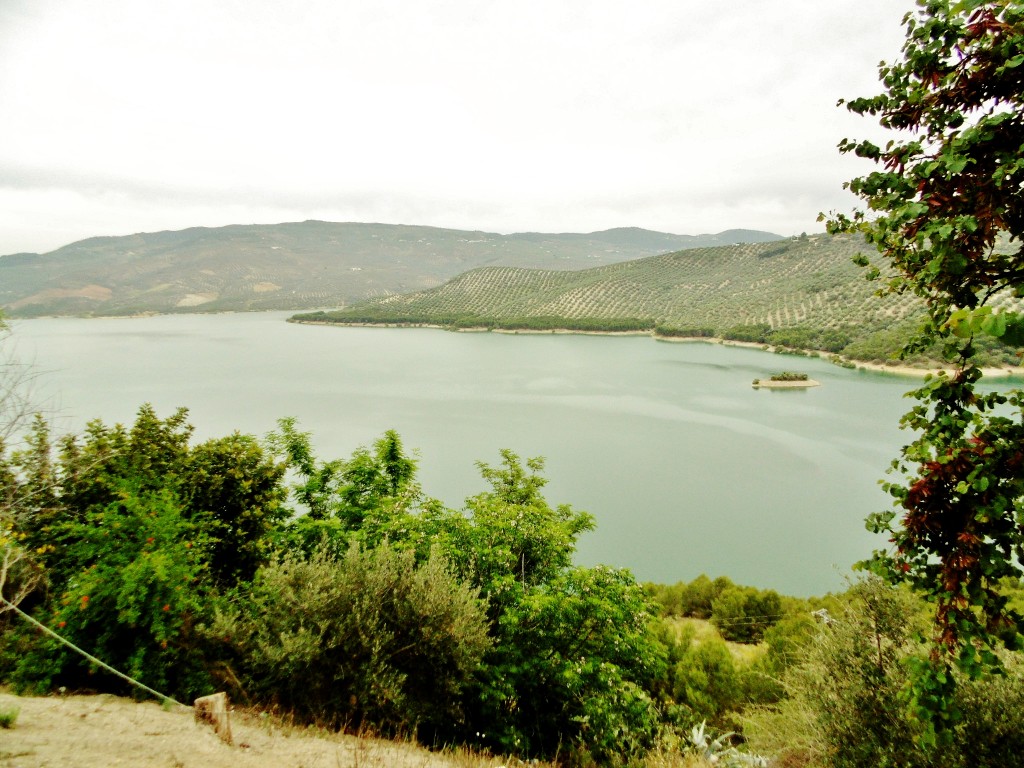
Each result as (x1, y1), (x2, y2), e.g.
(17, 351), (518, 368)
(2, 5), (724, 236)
(9, 312), (936, 595)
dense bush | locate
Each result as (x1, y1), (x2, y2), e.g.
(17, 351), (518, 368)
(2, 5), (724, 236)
(670, 635), (741, 725)
(11, 483), (213, 700)
(401, 451), (667, 763)
(742, 612), (818, 704)
(2, 407), (672, 765)
(181, 434), (288, 586)
(18, 406), (287, 591)
(767, 327), (853, 354)
(648, 576), (783, 644)
(3, 408), (288, 700)
(495, 316), (654, 333)
(477, 565), (666, 762)
(211, 543), (490, 736)
(746, 578), (1024, 768)
(952, 654), (1024, 767)
(838, 321), (923, 363)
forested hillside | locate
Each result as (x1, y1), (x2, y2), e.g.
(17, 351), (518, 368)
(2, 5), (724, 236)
(296, 233), (1023, 366)
(0, 221), (780, 317)
(302, 233), (881, 330)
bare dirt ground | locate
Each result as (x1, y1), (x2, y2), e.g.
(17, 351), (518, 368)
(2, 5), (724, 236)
(0, 691), (510, 768)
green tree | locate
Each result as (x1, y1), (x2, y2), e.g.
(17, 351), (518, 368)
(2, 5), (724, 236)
(336, 429), (418, 531)
(1, 318), (57, 618)
(0, 464), (41, 618)
(181, 433), (287, 586)
(1, 415), (56, 621)
(43, 405), (192, 537)
(21, 406), (285, 592)
(451, 451), (594, 599)
(6, 407), (297, 701)
(678, 574), (733, 619)
(744, 612), (818, 704)
(473, 564), (665, 763)
(747, 579), (930, 768)
(265, 420), (423, 553)
(826, 0), (1024, 730)
(0, 311), (39, 447)
(264, 416), (344, 521)
(406, 451), (664, 763)
(710, 586), (782, 644)
(12, 482), (212, 699)
(671, 636), (741, 725)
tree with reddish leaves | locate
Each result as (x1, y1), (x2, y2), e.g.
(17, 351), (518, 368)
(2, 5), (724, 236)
(826, 0), (1024, 739)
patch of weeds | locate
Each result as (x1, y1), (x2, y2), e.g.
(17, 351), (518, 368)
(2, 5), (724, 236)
(0, 706), (20, 728)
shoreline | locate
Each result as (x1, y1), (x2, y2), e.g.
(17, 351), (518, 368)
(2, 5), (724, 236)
(286, 318), (1024, 379)
(666, 337), (1024, 379)
(842, 358), (1024, 379)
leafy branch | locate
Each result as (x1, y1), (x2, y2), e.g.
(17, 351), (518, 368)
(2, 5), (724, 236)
(826, 0), (1024, 740)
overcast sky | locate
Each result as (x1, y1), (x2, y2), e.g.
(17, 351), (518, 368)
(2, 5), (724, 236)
(0, 0), (912, 255)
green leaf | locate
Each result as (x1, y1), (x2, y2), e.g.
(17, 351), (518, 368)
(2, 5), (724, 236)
(947, 308), (973, 338)
(980, 311), (1008, 338)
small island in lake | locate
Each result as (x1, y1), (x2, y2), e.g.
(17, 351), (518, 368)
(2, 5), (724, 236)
(752, 372), (821, 389)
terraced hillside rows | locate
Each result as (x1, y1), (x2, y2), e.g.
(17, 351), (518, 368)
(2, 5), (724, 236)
(296, 232), (1024, 365)
(299, 234), (921, 337)
(0, 221), (782, 317)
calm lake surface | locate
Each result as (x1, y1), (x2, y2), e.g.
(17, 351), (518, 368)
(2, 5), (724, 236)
(9, 312), (944, 595)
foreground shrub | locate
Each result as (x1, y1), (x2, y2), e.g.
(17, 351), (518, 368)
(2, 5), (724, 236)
(474, 565), (666, 763)
(746, 578), (1024, 768)
(410, 452), (667, 764)
(211, 542), (490, 738)
(12, 483), (212, 700)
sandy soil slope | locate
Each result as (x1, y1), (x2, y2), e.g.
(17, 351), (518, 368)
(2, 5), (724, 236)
(0, 691), (504, 768)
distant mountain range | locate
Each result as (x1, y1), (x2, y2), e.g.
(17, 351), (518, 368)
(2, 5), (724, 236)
(0, 221), (783, 317)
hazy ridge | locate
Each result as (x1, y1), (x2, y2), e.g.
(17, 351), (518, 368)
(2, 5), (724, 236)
(0, 221), (782, 317)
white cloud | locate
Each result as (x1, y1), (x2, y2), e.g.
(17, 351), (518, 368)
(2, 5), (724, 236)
(0, 0), (911, 253)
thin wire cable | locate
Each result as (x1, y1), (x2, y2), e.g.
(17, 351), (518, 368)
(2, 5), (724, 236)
(0, 594), (186, 708)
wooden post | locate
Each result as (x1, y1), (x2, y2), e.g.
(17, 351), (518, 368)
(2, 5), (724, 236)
(193, 692), (233, 745)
